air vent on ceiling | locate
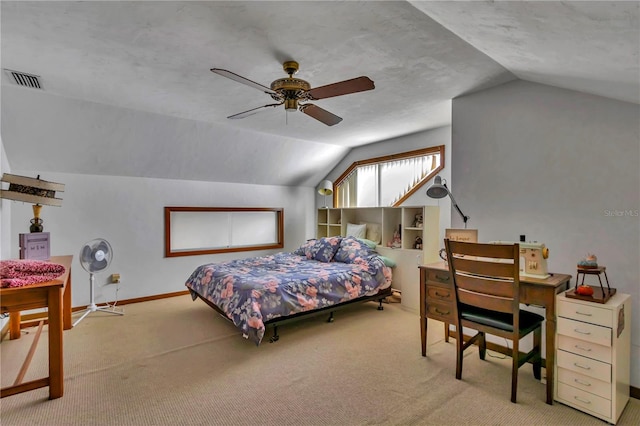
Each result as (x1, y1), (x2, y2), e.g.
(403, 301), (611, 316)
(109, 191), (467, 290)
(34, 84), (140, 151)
(4, 69), (42, 89)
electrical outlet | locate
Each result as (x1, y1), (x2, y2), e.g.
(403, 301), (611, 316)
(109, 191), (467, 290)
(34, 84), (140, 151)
(111, 273), (121, 284)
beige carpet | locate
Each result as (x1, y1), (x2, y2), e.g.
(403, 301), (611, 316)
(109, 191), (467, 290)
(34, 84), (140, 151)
(1, 295), (638, 425)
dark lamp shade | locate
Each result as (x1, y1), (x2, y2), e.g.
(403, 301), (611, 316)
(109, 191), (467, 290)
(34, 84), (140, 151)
(425, 175), (449, 199)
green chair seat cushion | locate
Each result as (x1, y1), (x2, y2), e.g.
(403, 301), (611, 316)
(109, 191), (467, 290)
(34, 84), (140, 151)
(460, 304), (544, 334)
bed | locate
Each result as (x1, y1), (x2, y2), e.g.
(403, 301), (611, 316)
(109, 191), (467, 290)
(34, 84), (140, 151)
(185, 236), (393, 345)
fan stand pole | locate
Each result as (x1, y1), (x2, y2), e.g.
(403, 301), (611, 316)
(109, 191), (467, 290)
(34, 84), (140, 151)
(73, 273), (124, 327)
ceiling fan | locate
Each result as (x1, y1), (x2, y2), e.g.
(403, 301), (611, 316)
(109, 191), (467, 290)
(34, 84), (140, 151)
(210, 61), (374, 126)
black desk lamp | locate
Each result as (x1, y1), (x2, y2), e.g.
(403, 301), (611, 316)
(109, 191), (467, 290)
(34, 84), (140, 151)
(426, 175), (469, 228)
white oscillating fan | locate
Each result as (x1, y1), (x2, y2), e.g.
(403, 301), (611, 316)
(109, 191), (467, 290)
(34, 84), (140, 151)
(73, 238), (124, 326)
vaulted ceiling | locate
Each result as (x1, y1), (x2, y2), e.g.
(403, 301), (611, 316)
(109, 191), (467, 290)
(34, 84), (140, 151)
(1, 1), (638, 186)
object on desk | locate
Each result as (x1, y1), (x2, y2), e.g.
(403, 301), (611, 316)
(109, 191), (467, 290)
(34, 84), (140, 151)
(0, 173), (65, 232)
(577, 253), (598, 269)
(491, 240), (550, 279)
(426, 175), (470, 228)
(445, 228), (478, 243)
(567, 265), (614, 304)
(19, 232), (50, 260)
(0, 259), (66, 288)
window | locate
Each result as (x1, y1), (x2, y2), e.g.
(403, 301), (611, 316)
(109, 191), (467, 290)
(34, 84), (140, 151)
(164, 207), (284, 257)
(334, 145), (444, 207)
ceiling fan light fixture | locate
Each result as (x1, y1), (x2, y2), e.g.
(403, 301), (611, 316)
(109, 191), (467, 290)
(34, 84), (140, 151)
(284, 98), (298, 111)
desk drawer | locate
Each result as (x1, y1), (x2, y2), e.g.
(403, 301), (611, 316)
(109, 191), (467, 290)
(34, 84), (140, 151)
(557, 382), (611, 419)
(426, 269), (451, 287)
(557, 317), (611, 348)
(427, 285), (454, 303)
(557, 334), (611, 363)
(426, 300), (455, 322)
(557, 367), (611, 400)
(557, 350), (611, 383)
(558, 298), (612, 328)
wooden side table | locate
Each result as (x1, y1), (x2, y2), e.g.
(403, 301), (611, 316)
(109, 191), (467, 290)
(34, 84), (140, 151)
(1, 255), (73, 399)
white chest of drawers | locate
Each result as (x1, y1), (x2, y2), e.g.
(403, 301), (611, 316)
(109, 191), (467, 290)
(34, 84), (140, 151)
(555, 291), (631, 424)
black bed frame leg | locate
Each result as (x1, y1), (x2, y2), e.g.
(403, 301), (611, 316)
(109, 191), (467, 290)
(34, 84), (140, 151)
(327, 312), (334, 323)
(377, 298), (384, 310)
(269, 325), (279, 343)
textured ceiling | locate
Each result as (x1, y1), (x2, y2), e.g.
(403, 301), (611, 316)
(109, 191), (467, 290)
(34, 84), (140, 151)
(1, 1), (638, 186)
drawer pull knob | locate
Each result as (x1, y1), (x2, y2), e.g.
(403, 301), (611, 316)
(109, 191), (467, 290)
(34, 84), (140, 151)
(435, 291), (449, 297)
(574, 329), (591, 335)
(575, 311), (592, 317)
(435, 308), (450, 315)
(573, 362), (591, 370)
(574, 345), (592, 352)
(574, 396), (592, 404)
(574, 378), (591, 387)
(435, 275), (449, 282)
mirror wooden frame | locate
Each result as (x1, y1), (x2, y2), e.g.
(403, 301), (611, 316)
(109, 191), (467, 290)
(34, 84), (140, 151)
(164, 207), (284, 257)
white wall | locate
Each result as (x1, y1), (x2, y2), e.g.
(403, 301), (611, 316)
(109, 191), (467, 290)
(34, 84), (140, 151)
(6, 170), (314, 309)
(0, 137), (11, 259)
(452, 80), (640, 387)
(321, 124), (453, 242)
(0, 134), (11, 331)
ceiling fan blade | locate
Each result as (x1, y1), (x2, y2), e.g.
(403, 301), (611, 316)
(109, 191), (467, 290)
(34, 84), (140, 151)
(306, 76), (374, 100)
(228, 103), (282, 119)
(300, 104), (343, 126)
(211, 68), (277, 95)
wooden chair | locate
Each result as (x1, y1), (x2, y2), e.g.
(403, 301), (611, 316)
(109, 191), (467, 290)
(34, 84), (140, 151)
(444, 239), (544, 403)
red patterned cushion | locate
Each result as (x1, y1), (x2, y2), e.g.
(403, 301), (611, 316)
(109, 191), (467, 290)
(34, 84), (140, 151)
(0, 259), (66, 288)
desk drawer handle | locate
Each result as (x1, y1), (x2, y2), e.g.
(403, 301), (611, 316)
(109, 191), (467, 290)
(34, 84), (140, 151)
(574, 396), (592, 405)
(574, 345), (592, 352)
(435, 275), (449, 282)
(574, 328), (591, 335)
(575, 311), (592, 317)
(434, 308), (450, 316)
(573, 362), (591, 370)
(434, 291), (450, 298)
(574, 378), (592, 387)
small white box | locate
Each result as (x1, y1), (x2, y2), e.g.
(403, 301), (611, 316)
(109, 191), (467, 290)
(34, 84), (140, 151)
(19, 232), (50, 260)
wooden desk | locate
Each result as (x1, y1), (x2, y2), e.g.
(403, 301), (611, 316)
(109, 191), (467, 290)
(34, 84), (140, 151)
(420, 262), (571, 405)
(1, 255), (73, 399)
(8, 256), (73, 339)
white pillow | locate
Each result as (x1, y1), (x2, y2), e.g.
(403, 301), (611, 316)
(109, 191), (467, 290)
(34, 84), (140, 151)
(364, 222), (382, 244)
(346, 223), (367, 239)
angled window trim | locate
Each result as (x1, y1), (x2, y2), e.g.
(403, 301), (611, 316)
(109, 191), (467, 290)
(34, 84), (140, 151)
(334, 145), (445, 207)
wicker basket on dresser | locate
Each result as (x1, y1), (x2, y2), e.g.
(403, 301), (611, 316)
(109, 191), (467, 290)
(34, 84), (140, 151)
(555, 290), (631, 424)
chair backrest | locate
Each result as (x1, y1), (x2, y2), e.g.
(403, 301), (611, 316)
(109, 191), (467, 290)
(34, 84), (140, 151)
(444, 239), (521, 316)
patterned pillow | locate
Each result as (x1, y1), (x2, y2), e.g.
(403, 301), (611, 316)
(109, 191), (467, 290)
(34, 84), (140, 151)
(333, 236), (377, 264)
(293, 239), (317, 256)
(293, 237), (342, 262)
(310, 236), (342, 262)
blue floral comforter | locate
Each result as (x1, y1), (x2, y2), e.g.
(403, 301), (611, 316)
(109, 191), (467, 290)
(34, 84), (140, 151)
(185, 237), (392, 345)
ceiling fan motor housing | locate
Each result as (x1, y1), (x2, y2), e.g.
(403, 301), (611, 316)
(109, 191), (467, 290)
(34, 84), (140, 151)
(270, 76), (311, 111)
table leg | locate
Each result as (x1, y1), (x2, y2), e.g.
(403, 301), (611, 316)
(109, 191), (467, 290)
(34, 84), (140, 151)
(421, 316), (427, 356)
(9, 312), (21, 339)
(47, 287), (64, 399)
(544, 300), (556, 405)
(62, 272), (72, 330)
